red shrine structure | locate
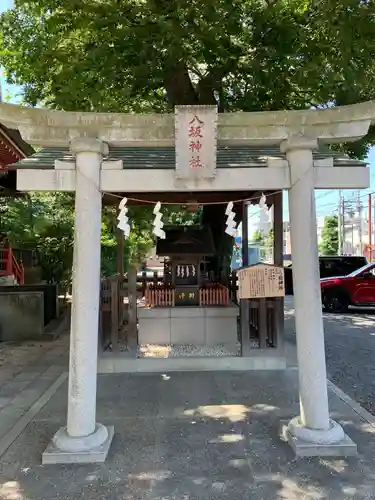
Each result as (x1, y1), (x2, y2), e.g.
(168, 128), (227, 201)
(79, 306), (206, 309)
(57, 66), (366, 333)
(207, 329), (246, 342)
(0, 124), (34, 285)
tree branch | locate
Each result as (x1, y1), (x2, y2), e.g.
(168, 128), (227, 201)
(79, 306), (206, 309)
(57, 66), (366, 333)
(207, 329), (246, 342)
(196, 62), (237, 106)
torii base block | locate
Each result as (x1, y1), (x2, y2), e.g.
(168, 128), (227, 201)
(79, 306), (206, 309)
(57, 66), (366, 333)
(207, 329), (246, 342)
(280, 422), (357, 458)
(42, 426), (114, 465)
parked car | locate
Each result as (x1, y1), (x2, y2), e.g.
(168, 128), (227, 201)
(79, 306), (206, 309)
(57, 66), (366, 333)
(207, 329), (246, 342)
(321, 262), (375, 313)
(284, 256), (367, 295)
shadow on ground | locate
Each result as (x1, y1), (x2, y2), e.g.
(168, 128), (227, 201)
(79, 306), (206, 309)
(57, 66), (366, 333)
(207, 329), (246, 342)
(1, 369), (375, 499)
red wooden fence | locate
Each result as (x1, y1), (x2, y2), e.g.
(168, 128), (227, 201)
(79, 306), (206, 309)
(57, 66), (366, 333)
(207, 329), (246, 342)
(144, 285), (229, 307)
(199, 286), (229, 306)
(145, 288), (175, 307)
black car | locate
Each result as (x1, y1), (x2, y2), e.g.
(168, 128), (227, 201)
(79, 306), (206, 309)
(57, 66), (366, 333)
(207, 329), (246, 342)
(284, 256), (368, 295)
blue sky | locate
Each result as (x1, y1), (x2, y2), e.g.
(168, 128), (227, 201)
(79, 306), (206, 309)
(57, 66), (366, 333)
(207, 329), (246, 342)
(1, 0), (374, 223)
(1, 0), (12, 10)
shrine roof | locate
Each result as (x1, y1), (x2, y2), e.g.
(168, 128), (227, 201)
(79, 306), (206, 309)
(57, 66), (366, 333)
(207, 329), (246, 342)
(0, 126), (34, 157)
(7, 144), (365, 170)
(156, 225), (216, 256)
(0, 125), (34, 169)
(0, 125), (34, 194)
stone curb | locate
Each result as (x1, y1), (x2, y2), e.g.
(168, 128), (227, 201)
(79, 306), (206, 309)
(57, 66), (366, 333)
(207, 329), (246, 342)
(43, 306), (70, 340)
(327, 379), (375, 429)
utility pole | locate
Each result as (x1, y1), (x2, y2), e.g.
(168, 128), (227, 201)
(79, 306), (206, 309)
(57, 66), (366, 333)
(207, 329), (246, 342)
(342, 197), (345, 254)
(357, 191), (363, 255)
(338, 193), (345, 255)
(368, 194), (372, 262)
(338, 190), (343, 255)
(352, 223), (355, 252)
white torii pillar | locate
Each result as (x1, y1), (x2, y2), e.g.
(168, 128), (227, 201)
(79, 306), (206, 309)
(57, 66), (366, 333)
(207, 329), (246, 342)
(281, 138), (356, 456)
(43, 137), (114, 464)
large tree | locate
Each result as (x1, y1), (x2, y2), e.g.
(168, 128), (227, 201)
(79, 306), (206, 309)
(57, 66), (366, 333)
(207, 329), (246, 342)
(2, 0), (375, 277)
(0, 192), (75, 283)
(1, 0), (375, 157)
(252, 230), (264, 244)
(319, 215), (339, 256)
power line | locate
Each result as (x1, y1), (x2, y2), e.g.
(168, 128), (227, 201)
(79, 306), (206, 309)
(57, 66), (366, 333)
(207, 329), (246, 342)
(315, 190), (335, 201)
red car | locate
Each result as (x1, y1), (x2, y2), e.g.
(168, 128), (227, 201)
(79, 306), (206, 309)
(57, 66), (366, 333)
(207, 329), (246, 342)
(321, 262), (375, 313)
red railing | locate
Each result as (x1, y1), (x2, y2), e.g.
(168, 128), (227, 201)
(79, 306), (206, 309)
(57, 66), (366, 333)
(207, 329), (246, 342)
(145, 287), (174, 307)
(199, 285), (229, 306)
(145, 285), (230, 307)
(0, 248), (25, 285)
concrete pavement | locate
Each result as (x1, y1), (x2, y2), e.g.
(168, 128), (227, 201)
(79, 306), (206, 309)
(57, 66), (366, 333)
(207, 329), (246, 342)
(1, 364), (375, 498)
(285, 297), (375, 416)
(0, 306), (375, 498)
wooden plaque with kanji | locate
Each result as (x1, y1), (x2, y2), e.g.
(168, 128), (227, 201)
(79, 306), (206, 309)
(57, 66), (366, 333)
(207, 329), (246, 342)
(237, 263), (285, 299)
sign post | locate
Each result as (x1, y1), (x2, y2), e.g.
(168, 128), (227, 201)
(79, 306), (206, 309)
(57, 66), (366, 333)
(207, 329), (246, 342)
(237, 263), (285, 349)
(237, 263), (285, 300)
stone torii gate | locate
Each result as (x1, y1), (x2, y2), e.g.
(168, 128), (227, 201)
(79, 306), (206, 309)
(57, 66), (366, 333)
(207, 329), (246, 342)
(0, 101), (373, 463)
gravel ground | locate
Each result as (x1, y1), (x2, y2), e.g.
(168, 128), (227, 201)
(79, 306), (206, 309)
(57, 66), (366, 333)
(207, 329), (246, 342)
(284, 297), (375, 416)
(138, 343), (242, 357)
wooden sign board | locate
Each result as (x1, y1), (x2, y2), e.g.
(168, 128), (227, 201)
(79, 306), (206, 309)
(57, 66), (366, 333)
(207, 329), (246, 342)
(175, 286), (200, 306)
(237, 263), (285, 299)
(175, 105), (218, 180)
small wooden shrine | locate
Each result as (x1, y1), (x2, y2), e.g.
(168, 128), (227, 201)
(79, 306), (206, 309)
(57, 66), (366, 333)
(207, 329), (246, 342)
(145, 225), (229, 307)
(140, 224), (236, 346)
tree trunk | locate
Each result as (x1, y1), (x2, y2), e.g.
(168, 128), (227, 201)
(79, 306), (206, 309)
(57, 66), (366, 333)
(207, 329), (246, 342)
(164, 63), (199, 107)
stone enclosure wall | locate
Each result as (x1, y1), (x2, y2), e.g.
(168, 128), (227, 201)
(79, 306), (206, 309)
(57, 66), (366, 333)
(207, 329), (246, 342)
(0, 284), (58, 341)
(0, 284), (58, 325)
(0, 291), (44, 341)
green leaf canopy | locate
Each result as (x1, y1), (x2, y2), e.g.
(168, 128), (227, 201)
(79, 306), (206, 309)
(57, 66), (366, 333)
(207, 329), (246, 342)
(1, 1), (375, 143)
